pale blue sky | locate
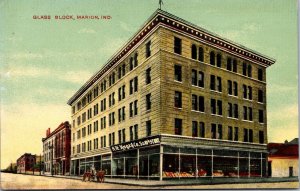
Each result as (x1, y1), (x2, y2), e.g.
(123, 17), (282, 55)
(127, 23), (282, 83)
(0, 0), (298, 168)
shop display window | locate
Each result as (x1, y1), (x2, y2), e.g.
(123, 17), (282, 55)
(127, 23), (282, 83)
(213, 156), (238, 177)
(180, 155), (196, 177)
(163, 154), (179, 177)
(102, 160), (111, 175)
(197, 155), (212, 176)
(250, 159), (261, 177)
(239, 158), (249, 177)
(125, 157), (137, 176)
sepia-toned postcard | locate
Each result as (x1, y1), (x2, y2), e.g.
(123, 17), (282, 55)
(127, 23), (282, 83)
(0, 0), (299, 189)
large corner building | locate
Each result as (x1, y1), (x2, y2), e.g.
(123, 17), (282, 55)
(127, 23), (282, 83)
(67, 9), (275, 180)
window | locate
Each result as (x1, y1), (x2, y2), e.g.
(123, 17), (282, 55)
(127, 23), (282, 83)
(112, 132), (115, 145)
(227, 58), (232, 71)
(129, 102), (133, 117)
(217, 124), (222, 139)
(234, 127), (238, 141)
(249, 129), (253, 143)
(210, 51), (215, 65)
(198, 71), (204, 87)
(146, 41), (151, 58)
(118, 66), (122, 79)
(118, 108), (121, 122)
(118, 130), (122, 144)
(234, 104), (238, 118)
(192, 121), (198, 137)
(146, 93), (151, 110)
(199, 122), (205, 138)
(134, 53), (138, 67)
(130, 77), (138, 95)
(210, 75), (215, 90)
(258, 68), (263, 81)
(146, 120), (151, 136)
(174, 65), (182, 82)
(198, 47), (204, 62)
(243, 106), (247, 120)
(174, 91), (182, 108)
(211, 124), (216, 139)
(259, 131), (264, 144)
(217, 100), (222, 115)
(247, 65), (252, 77)
(199, 96), (205, 112)
(243, 63), (252, 77)
(228, 103), (233, 117)
(191, 44), (197, 59)
(228, 126), (233, 140)
(210, 75), (221, 92)
(233, 82), (238, 96)
(93, 121), (98, 132)
(129, 57), (133, 71)
(122, 106), (125, 121)
(243, 128), (249, 142)
(122, 129), (125, 143)
(211, 99), (216, 114)
(122, 85), (125, 99)
(134, 100), (138, 115)
(94, 104), (98, 116)
(146, 68), (151, 84)
(228, 80), (232, 95)
(130, 126), (134, 141)
(258, 90), (264, 103)
(192, 95), (198, 110)
(217, 77), (222, 92)
(93, 87), (99, 98)
(248, 86), (252, 100)
(175, 118), (182, 135)
(259, 109), (264, 123)
(248, 107), (253, 121)
(134, 124), (138, 140)
(191, 70), (197, 85)
(216, 54), (222, 67)
(174, 37), (182, 54)
(109, 134), (112, 146)
(130, 79), (134, 95)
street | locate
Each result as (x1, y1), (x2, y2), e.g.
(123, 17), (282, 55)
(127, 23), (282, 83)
(0, 173), (298, 189)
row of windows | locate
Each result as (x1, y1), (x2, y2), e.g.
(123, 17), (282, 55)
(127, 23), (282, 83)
(174, 36), (264, 82)
(174, 65), (264, 102)
(189, 120), (264, 143)
(174, 91), (265, 123)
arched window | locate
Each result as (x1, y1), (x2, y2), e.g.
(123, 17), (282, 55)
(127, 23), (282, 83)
(198, 47), (204, 62)
(191, 44), (197, 59)
(130, 57), (134, 71)
(247, 64), (252, 77)
(210, 51), (215, 65)
(216, 54), (222, 67)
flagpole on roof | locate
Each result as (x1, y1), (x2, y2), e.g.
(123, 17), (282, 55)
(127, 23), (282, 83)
(159, 0), (164, 10)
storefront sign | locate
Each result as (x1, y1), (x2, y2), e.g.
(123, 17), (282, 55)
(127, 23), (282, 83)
(110, 136), (160, 152)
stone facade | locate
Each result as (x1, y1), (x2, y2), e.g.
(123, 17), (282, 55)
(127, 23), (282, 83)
(68, 9), (275, 179)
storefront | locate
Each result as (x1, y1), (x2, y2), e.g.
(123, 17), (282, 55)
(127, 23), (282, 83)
(70, 135), (267, 180)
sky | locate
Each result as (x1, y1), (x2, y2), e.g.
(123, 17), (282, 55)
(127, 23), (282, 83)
(0, 0), (298, 169)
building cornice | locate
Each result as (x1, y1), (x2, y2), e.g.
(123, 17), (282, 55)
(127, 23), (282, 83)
(67, 9), (276, 106)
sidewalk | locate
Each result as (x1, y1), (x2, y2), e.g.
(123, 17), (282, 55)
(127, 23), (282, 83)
(42, 174), (299, 187)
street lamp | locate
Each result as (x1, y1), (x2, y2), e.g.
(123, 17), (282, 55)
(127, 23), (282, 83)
(49, 145), (54, 176)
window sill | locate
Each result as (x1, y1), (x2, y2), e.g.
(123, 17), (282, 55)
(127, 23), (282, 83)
(211, 114), (223, 117)
(242, 120), (254, 123)
(228, 94), (238, 98)
(174, 80), (183, 84)
(191, 110), (205, 114)
(257, 102), (264, 105)
(227, 117), (239, 120)
(174, 107), (183, 110)
(210, 90), (222, 94)
(191, 85), (205, 90)
(242, 98), (253, 102)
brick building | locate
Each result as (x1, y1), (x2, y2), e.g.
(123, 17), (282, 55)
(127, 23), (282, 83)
(68, 9), (275, 180)
(16, 153), (36, 174)
(42, 121), (71, 175)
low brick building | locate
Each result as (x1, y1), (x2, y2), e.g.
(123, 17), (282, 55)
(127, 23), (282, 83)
(42, 121), (71, 175)
(16, 153), (36, 174)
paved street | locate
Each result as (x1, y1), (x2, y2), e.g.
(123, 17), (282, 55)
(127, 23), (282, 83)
(0, 173), (298, 189)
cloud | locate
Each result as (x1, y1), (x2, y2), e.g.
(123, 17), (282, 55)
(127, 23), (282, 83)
(60, 70), (93, 84)
(78, 28), (96, 34)
(119, 21), (134, 32)
(8, 52), (44, 60)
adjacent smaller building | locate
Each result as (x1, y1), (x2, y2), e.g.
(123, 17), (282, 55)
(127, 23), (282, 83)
(42, 121), (71, 175)
(16, 153), (36, 174)
(268, 138), (299, 177)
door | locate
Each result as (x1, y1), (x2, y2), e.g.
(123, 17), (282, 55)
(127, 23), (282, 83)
(289, 166), (293, 177)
